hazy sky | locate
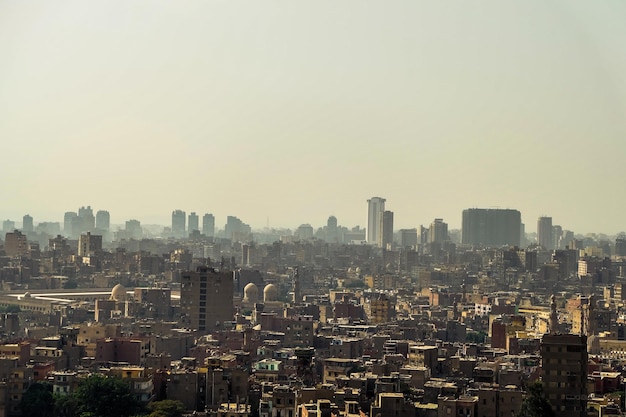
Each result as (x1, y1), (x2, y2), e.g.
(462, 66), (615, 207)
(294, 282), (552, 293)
(1, 1), (625, 233)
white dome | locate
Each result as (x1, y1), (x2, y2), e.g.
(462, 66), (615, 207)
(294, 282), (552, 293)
(263, 284), (278, 302)
(243, 283), (259, 303)
(110, 284), (127, 301)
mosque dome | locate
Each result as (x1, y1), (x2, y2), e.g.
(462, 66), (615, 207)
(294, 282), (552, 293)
(263, 283), (278, 302)
(110, 283), (127, 302)
(243, 283), (259, 303)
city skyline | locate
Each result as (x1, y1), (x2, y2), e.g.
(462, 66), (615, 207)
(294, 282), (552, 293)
(1, 201), (625, 238)
(1, 1), (626, 234)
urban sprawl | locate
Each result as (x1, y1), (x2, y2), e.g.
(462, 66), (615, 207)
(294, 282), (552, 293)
(0, 199), (624, 417)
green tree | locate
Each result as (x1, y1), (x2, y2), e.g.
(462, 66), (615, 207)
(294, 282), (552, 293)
(71, 374), (143, 417)
(466, 331), (487, 344)
(21, 382), (54, 417)
(516, 382), (555, 417)
(146, 400), (185, 417)
(53, 393), (80, 417)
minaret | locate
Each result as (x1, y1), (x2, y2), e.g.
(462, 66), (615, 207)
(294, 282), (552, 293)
(549, 294), (558, 334)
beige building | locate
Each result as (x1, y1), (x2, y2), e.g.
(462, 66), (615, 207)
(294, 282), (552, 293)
(78, 232), (102, 256)
(371, 393), (416, 417)
(438, 396), (478, 417)
(217, 403), (251, 417)
(366, 293), (394, 324)
(4, 230), (29, 258)
(323, 358), (360, 384)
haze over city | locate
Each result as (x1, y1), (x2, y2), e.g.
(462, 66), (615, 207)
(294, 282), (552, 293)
(1, 1), (626, 233)
(4, 3), (626, 416)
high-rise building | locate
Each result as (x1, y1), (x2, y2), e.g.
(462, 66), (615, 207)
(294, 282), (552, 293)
(616, 238), (626, 257)
(4, 230), (29, 258)
(188, 212), (199, 234)
(36, 222), (61, 236)
(326, 216), (338, 243)
(172, 210), (186, 238)
(125, 220), (142, 239)
(2, 220), (15, 233)
(22, 215), (33, 233)
(367, 197), (386, 245)
(96, 210), (110, 232)
(78, 206), (95, 233)
(295, 224), (314, 240)
(64, 212), (77, 238)
(202, 213), (215, 238)
(537, 216), (554, 249)
(78, 232), (103, 256)
(71, 216), (83, 239)
(553, 225), (563, 250)
(461, 208), (521, 247)
(541, 334), (587, 417)
(225, 216), (251, 242)
(181, 266), (234, 332)
(380, 210), (394, 249)
(399, 229), (418, 248)
(429, 218), (448, 243)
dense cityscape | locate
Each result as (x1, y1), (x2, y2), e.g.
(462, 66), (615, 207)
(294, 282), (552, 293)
(0, 198), (624, 417)
(3, 0), (625, 416)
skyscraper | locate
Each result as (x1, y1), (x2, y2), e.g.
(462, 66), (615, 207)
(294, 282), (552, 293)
(188, 212), (199, 234)
(537, 216), (553, 249)
(399, 228), (418, 248)
(172, 210), (186, 238)
(202, 213), (215, 237)
(429, 218), (448, 243)
(616, 238), (626, 257)
(326, 215), (338, 243)
(2, 220), (15, 233)
(77, 206), (95, 233)
(63, 212), (77, 238)
(181, 266), (234, 332)
(22, 214), (33, 233)
(461, 208), (521, 247)
(380, 210), (394, 249)
(96, 210), (110, 232)
(125, 219), (142, 239)
(552, 225), (563, 250)
(367, 197), (386, 245)
(224, 216), (251, 242)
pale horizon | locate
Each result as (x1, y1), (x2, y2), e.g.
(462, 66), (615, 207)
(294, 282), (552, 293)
(1, 1), (625, 235)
